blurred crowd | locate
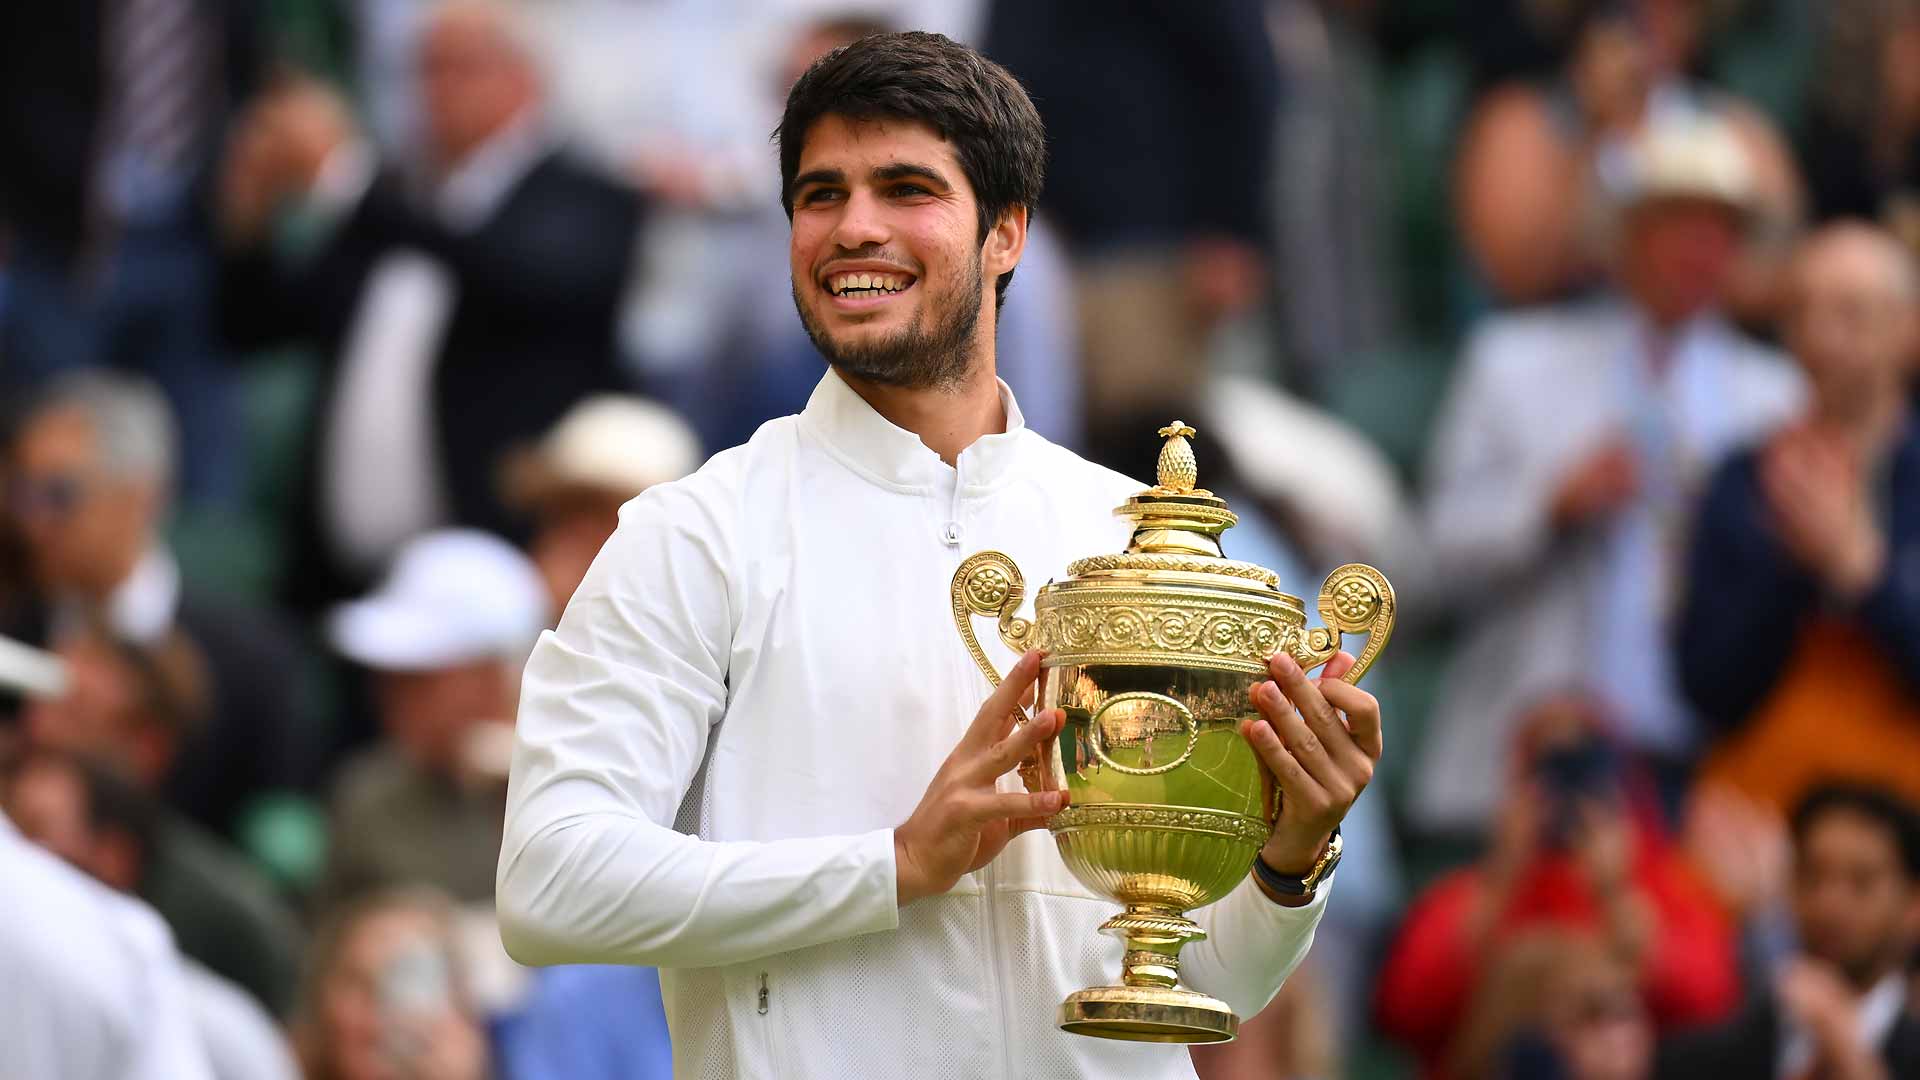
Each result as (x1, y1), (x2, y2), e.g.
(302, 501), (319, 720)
(2, 1), (1919, 1078)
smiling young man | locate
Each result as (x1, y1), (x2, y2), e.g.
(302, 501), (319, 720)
(496, 32), (1380, 1079)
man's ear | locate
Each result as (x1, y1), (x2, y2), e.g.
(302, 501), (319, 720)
(983, 205), (1028, 281)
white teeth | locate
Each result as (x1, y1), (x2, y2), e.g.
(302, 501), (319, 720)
(827, 271), (912, 295)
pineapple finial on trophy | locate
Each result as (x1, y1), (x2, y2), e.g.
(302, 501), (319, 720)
(1155, 421), (1201, 495)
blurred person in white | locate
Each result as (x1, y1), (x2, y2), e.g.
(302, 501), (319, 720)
(6, 371), (313, 841)
(1658, 784), (1920, 1078)
(1411, 112), (1805, 834)
(0, 801), (215, 1080)
(321, 529), (545, 908)
(3, 748), (300, 1080)
(498, 32), (1381, 1080)
(499, 395), (701, 621)
(292, 887), (490, 1080)
(1454, 0), (1803, 314)
(12, 629), (306, 1016)
(1450, 929), (1656, 1080)
(217, 0), (644, 616)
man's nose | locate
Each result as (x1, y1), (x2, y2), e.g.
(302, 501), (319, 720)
(829, 189), (889, 250)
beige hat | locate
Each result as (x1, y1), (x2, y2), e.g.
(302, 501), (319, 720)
(1614, 112), (1756, 217)
(502, 395), (702, 509)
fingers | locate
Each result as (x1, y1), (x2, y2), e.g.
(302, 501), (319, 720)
(965, 650), (1043, 747)
(1240, 714), (1325, 804)
(1317, 678), (1383, 761)
(967, 708), (1062, 783)
(972, 788), (1068, 824)
(1252, 681), (1346, 790)
(1269, 653), (1364, 765)
(1319, 650), (1357, 682)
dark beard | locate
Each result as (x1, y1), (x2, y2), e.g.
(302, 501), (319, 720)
(793, 254), (984, 391)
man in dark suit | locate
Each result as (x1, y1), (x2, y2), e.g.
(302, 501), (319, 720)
(0, 0), (263, 508)
(5, 372), (315, 842)
(1658, 784), (1920, 1080)
(215, 0), (645, 614)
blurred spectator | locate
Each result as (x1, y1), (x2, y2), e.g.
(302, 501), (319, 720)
(0, 804), (215, 1079)
(1190, 960), (1335, 1080)
(2, 741), (304, 1016)
(1681, 222), (1920, 814)
(1377, 697), (1739, 1077)
(217, 0), (646, 613)
(0, 1), (257, 507)
(984, 0), (1280, 467)
(6, 371), (315, 839)
(1412, 113), (1805, 832)
(1657, 783), (1920, 1078)
(1453, 0), (1801, 311)
(319, 529), (545, 906)
(1801, 2), (1920, 242)
(500, 394), (699, 620)
(291, 887), (490, 1080)
(1448, 928), (1655, 1080)
(494, 964), (674, 1080)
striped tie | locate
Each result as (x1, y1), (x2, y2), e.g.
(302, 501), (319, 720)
(99, 0), (212, 217)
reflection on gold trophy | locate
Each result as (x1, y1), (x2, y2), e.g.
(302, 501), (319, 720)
(951, 422), (1395, 1043)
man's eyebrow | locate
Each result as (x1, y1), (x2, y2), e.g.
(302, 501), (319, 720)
(790, 167), (846, 192)
(873, 162), (950, 187)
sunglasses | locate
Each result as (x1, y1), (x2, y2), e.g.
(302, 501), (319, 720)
(5, 473), (93, 521)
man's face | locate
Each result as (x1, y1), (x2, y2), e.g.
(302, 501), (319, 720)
(530, 493), (623, 618)
(8, 409), (150, 595)
(376, 660), (510, 775)
(1793, 809), (1919, 985)
(1620, 199), (1742, 326)
(418, 11), (535, 168)
(787, 115), (1004, 390)
(1786, 236), (1918, 419)
(21, 638), (141, 768)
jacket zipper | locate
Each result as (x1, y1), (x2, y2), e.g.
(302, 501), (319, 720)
(982, 861), (1018, 1080)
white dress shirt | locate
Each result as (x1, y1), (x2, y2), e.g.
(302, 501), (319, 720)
(0, 812), (214, 1080)
(499, 370), (1328, 1080)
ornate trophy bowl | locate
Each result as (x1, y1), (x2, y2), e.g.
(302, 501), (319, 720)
(951, 423), (1395, 1044)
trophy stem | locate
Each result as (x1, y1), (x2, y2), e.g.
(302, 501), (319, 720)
(1058, 905), (1239, 1043)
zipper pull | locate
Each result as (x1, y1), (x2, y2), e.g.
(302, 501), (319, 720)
(757, 972), (770, 1015)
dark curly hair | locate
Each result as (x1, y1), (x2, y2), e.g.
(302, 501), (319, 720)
(776, 30), (1046, 309)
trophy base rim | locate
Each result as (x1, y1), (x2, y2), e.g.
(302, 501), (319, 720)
(1057, 985), (1238, 1043)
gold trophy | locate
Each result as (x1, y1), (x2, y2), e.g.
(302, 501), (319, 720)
(951, 422), (1394, 1044)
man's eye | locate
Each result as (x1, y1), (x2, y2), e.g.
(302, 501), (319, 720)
(891, 184), (930, 197)
(799, 189), (844, 207)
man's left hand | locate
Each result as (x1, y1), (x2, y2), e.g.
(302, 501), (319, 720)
(1243, 650), (1381, 895)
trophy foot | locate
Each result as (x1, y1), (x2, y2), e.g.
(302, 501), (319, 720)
(1058, 985), (1238, 1043)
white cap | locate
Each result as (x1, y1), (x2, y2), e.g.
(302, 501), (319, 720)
(328, 530), (548, 671)
(501, 395), (701, 509)
(1614, 112), (1756, 217)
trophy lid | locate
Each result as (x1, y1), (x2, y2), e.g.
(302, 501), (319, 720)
(1066, 422), (1281, 590)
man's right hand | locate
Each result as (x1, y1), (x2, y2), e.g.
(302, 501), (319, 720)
(1550, 439), (1639, 528)
(894, 650), (1068, 906)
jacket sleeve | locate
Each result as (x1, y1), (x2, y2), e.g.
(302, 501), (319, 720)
(495, 483), (900, 969)
(1675, 455), (1817, 733)
(1419, 332), (1564, 607)
(1854, 463), (1920, 690)
(1178, 870), (1329, 1021)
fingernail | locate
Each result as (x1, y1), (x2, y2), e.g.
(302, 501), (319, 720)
(1274, 653), (1298, 675)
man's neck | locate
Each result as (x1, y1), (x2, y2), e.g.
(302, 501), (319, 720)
(836, 359), (1008, 466)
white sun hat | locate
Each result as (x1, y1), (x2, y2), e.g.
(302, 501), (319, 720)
(328, 529), (548, 671)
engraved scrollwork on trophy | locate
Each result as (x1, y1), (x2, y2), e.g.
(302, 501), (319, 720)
(1287, 563), (1397, 684)
(1085, 692), (1200, 776)
(1050, 803), (1272, 847)
(950, 551), (1034, 687)
(1035, 595), (1294, 671)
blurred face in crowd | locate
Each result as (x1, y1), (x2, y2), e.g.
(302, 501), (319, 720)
(1618, 197), (1743, 326)
(8, 407), (154, 597)
(528, 491), (623, 618)
(1541, 955), (1653, 1080)
(1793, 807), (1920, 986)
(2, 754), (141, 892)
(788, 115), (1022, 390)
(377, 659), (513, 775)
(21, 636), (175, 788)
(418, 4), (539, 169)
(1785, 226), (1920, 424)
(308, 903), (467, 1080)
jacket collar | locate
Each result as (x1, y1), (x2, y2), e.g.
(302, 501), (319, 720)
(799, 367), (1029, 492)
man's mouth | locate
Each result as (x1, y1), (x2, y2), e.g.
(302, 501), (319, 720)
(824, 271), (917, 299)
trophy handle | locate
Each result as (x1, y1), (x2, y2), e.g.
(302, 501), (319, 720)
(1289, 563), (1396, 685)
(951, 551), (1034, 687)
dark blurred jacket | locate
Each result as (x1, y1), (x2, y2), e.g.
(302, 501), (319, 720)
(218, 151), (644, 612)
(982, 0), (1281, 251)
(1655, 986), (1920, 1079)
(0, 0), (261, 271)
